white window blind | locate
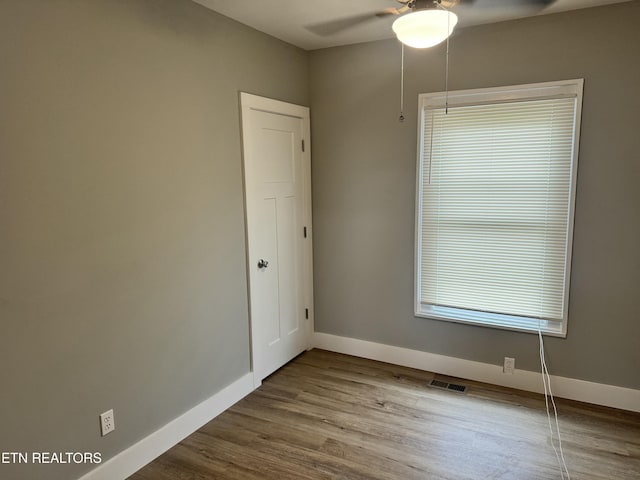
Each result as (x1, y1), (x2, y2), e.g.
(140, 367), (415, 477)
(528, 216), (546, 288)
(416, 81), (582, 335)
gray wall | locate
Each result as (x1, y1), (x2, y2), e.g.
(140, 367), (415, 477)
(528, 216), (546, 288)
(0, 1), (308, 479)
(310, 1), (640, 389)
(1, 1), (638, 478)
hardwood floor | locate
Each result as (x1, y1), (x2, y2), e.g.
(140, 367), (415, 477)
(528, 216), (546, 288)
(128, 349), (640, 480)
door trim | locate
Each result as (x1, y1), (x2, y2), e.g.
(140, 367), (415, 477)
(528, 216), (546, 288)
(239, 92), (313, 388)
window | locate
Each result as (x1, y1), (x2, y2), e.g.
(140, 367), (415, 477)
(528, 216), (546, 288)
(415, 80), (583, 337)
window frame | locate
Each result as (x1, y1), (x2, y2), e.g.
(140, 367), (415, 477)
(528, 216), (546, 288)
(414, 79), (584, 337)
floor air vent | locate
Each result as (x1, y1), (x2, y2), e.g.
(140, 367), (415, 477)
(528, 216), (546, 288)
(429, 379), (468, 394)
(430, 380), (449, 389)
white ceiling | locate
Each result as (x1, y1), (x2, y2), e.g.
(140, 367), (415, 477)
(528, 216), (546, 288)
(193, 0), (630, 50)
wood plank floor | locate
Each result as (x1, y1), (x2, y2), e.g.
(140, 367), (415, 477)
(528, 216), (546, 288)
(128, 349), (640, 480)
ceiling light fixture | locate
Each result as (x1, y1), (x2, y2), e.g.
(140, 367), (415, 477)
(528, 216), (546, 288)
(392, 9), (458, 49)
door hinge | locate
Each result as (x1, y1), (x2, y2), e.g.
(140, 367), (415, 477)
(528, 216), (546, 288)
(303, 226), (307, 238)
(305, 308), (309, 320)
(302, 139), (305, 152)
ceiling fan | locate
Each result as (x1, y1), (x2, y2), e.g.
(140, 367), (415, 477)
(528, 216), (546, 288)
(305, 0), (557, 122)
(306, 0), (557, 47)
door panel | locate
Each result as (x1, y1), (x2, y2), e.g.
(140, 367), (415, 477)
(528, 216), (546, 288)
(279, 194), (299, 337)
(260, 128), (295, 183)
(258, 196), (280, 347)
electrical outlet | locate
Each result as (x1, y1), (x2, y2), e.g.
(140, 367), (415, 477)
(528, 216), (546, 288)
(503, 357), (515, 374)
(100, 409), (115, 436)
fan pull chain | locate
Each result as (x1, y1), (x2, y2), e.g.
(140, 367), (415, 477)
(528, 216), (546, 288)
(445, 8), (451, 115)
(399, 42), (405, 122)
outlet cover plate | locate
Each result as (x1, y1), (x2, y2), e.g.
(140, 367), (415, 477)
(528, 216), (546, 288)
(503, 357), (515, 374)
(100, 409), (115, 436)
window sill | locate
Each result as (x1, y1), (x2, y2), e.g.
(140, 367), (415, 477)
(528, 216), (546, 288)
(416, 304), (567, 338)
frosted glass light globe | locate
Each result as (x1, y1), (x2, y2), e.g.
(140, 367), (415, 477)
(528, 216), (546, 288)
(392, 10), (458, 49)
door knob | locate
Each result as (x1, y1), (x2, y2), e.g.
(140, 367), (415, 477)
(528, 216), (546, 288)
(257, 259), (269, 269)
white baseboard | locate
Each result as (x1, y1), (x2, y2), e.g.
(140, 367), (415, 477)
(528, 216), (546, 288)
(77, 335), (638, 480)
(313, 332), (640, 413)
(78, 373), (255, 480)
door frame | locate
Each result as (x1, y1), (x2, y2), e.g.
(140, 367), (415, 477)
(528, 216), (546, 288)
(239, 92), (313, 387)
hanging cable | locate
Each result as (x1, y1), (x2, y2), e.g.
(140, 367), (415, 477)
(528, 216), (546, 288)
(399, 42), (405, 122)
(538, 324), (571, 479)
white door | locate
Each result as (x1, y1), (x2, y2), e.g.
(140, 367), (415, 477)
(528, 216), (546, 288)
(240, 93), (313, 385)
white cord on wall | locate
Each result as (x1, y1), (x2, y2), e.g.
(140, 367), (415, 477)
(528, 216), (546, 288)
(538, 327), (571, 479)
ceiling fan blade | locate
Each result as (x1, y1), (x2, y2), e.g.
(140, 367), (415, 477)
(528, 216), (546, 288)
(467, 0), (555, 9)
(376, 5), (411, 17)
(516, 0), (556, 7)
(377, 8), (399, 17)
(431, 0), (554, 10)
(305, 13), (381, 37)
